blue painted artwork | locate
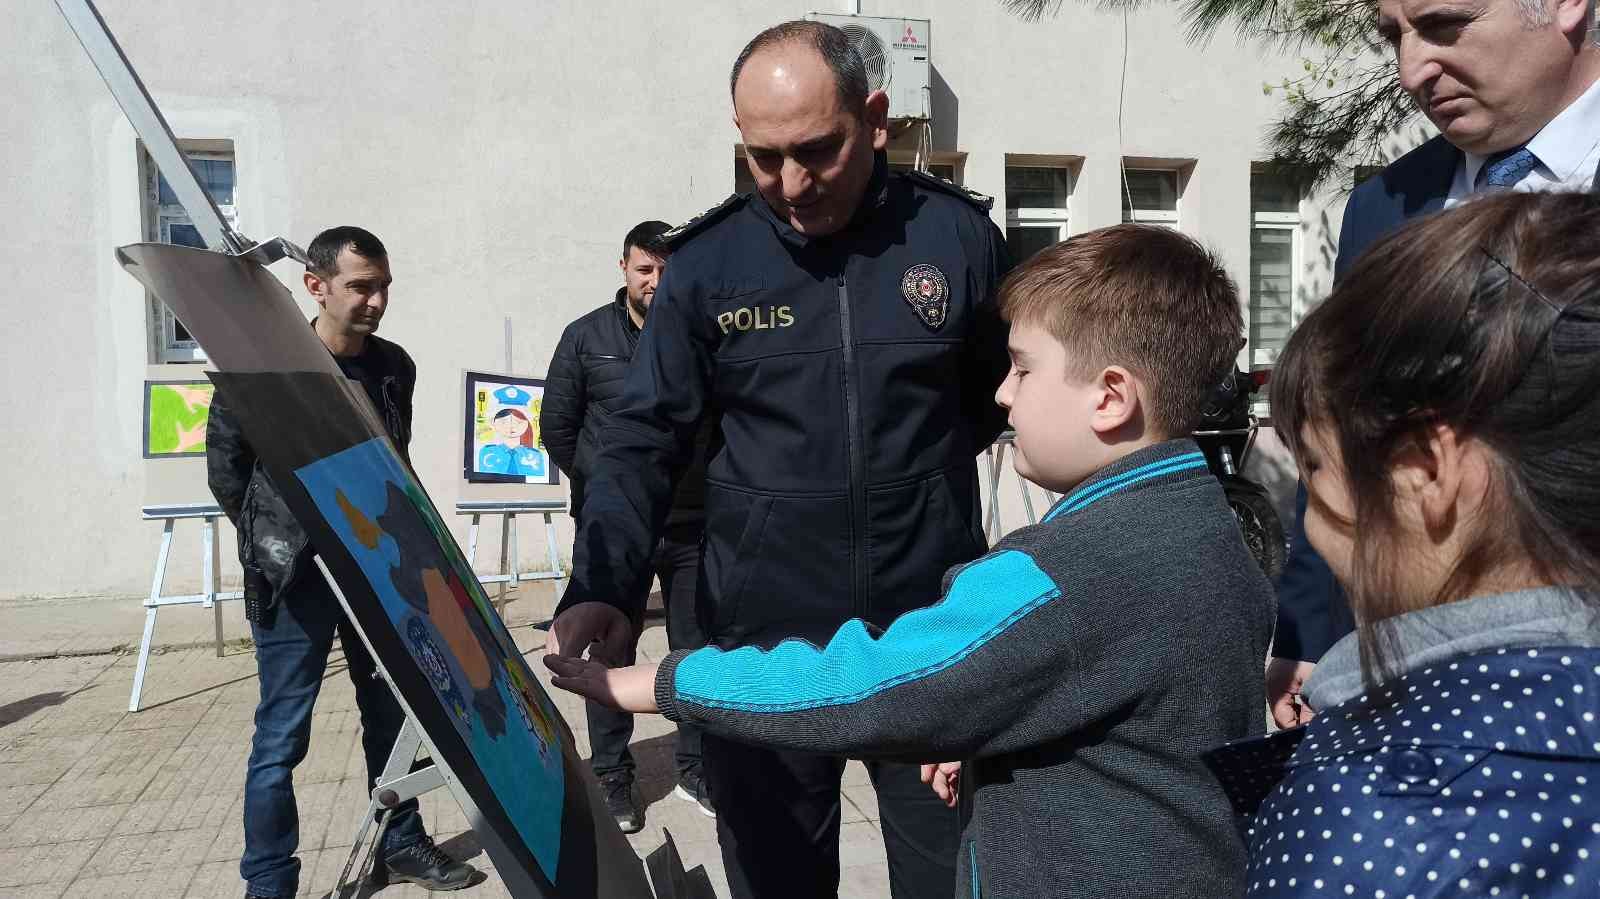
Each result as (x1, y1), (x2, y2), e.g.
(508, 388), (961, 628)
(296, 437), (565, 879)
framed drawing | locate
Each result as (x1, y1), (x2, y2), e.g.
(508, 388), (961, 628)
(143, 379), (215, 458)
(463, 370), (558, 485)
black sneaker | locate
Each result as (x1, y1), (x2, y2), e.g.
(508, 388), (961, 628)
(674, 772), (716, 818)
(600, 773), (644, 834)
(378, 835), (478, 891)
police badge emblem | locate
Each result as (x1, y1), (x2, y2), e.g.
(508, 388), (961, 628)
(901, 264), (949, 330)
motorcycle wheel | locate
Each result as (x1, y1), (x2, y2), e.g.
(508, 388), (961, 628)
(1223, 478), (1287, 581)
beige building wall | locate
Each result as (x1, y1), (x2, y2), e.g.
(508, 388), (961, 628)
(1, 0), (1396, 601)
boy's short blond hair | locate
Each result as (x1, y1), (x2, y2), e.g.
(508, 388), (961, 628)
(998, 224), (1244, 436)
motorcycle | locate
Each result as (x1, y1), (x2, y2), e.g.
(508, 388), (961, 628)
(1193, 368), (1286, 580)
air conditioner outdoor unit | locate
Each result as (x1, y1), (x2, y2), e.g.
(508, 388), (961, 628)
(807, 13), (931, 121)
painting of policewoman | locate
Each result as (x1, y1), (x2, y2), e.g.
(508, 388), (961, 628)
(296, 437), (566, 880)
(463, 371), (558, 484)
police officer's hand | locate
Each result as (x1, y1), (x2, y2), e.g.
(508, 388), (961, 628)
(544, 656), (660, 714)
(1266, 657), (1317, 729)
(921, 761), (961, 809)
(548, 602), (633, 665)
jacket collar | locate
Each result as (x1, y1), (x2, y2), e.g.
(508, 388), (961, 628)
(750, 151), (891, 250)
(611, 287), (647, 354)
(1305, 586), (1600, 710)
(1041, 438), (1210, 522)
(307, 316), (378, 360)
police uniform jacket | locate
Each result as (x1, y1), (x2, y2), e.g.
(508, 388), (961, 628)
(557, 154), (1012, 649)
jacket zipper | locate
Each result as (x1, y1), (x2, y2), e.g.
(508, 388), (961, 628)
(836, 272), (869, 618)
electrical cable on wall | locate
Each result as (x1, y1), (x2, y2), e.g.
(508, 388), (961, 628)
(1118, 7), (1136, 223)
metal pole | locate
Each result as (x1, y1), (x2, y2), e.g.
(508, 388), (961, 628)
(496, 514), (511, 614)
(207, 516), (225, 656)
(54, 0), (249, 254)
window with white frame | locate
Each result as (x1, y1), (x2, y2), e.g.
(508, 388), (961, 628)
(1004, 165), (1071, 263)
(1120, 168), (1180, 227)
(144, 144), (236, 363)
(1248, 170), (1301, 369)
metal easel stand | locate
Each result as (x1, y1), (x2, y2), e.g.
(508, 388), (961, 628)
(455, 500), (568, 618)
(981, 433), (1060, 544)
(314, 555), (702, 899)
(311, 558), (454, 897)
(128, 503), (245, 712)
(332, 713), (446, 895)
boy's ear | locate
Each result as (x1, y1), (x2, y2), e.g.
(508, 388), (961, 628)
(1089, 366), (1142, 435)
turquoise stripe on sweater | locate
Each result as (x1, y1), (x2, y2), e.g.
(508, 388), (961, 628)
(674, 550), (1059, 713)
(1044, 452), (1207, 522)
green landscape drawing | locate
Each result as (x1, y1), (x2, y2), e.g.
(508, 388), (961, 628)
(145, 380), (214, 457)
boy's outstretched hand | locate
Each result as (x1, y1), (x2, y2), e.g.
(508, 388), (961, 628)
(544, 655), (662, 714)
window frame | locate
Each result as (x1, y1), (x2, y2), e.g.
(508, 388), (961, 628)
(1120, 167), (1181, 227)
(1003, 160), (1076, 263)
(145, 146), (236, 363)
(1004, 165), (1072, 226)
(1247, 170), (1304, 371)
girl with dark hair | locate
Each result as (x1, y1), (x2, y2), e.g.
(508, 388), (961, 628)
(1234, 191), (1600, 895)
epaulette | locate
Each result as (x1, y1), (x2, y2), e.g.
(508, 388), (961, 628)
(902, 169), (994, 213)
(662, 193), (749, 248)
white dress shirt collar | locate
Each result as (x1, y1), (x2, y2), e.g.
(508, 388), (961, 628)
(1461, 75), (1600, 189)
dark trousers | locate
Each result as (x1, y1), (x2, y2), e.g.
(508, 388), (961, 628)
(587, 526), (707, 781)
(241, 574), (426, 897)
(703, 733), (961, 899)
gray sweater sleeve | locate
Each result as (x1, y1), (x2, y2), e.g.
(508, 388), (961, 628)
(653, 547), (1127, 761)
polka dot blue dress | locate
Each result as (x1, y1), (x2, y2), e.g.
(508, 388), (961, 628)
(1233, 646), (1600, 896)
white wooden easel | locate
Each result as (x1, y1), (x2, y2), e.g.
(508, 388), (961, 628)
(982, 432), (1059, 543)
(455, 500), (568, 615)
(128, 503), (245, 711)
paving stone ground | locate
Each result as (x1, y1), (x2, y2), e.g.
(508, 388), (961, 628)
(0, 587), (891, 897)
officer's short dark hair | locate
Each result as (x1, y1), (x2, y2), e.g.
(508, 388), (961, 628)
(622, 220), (672, 261)
(307, 226), (387, 279)
(998, 224), (1243, 437)
(729, 21), (869, 116)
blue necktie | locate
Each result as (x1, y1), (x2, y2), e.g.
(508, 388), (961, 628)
(1478, 146), (1539, 189)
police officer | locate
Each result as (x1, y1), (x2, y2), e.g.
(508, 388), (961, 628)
(549, 21), (1010, 899)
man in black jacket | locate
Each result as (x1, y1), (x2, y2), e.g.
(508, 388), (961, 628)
(540, 220), (715, 832)
(548, 22), (1010, 899)
(208, 227), (476, 899)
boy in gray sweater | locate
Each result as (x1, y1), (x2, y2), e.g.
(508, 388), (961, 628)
(548, 224), (1275, 898)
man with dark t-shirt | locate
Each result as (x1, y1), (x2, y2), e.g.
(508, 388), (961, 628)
(207, 227), (477, 899)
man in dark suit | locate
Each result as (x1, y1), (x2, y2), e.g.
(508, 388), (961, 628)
(1268, 0), (1600, 727)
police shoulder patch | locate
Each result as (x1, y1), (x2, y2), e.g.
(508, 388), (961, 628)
(662, 193), (750, 248)
(902, 169), (994, 213)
